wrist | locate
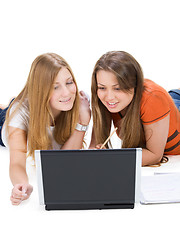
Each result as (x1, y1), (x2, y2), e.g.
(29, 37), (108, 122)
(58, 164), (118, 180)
(75, 123), (89, 132)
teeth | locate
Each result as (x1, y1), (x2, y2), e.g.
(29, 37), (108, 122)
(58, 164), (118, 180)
(108, 102), (116, 105)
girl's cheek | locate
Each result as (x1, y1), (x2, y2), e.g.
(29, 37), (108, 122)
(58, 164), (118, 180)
(97, 90), (103, 100)
(73, 85), (77, 93)
(70, 84), (76, 93)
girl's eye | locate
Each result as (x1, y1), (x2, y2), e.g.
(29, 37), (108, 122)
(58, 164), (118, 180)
(114, 87), (121, 91)
(97, 87), (105, 90)
(54, 86), (59, 90)
(66, 81), (74, 85)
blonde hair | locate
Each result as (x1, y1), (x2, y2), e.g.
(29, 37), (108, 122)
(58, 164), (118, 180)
(6, 53), (79, 157)
(91, 51), (145, 148)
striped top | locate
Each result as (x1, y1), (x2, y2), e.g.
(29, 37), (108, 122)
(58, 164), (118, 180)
(112, 79), (180, 155)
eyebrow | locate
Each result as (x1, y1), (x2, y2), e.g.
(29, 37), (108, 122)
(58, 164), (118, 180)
(97, 83), (119, 87)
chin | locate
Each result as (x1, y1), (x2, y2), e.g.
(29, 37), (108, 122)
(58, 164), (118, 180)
(106, 107), (119, 113)
(61, 104), (74, 112)
(62, 108), (73, 112)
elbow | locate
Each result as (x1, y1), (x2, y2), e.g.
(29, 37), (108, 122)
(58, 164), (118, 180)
(142, 150), (164, 167)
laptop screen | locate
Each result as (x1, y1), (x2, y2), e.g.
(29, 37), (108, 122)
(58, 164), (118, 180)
(36, 148), (141, 210)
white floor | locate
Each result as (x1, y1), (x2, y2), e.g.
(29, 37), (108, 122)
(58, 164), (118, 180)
(1, 145), (180, 240)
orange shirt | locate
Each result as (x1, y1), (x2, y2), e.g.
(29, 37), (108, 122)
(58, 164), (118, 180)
(112, 79), (180, 155)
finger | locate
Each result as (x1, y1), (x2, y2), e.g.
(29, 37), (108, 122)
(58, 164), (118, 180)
(12, 192), (24, 200)
(11, 192), (23, 201)
(22, 193), (28, 198)
(24, 184), (33, 194)
(22, 187), (28, 197)
(21, 191), (28, 200)
(79, 90), (85, 97)
(12, 200), (22, 206)
(13, 184), (28, 198)
(10, 196), (22, 205)
(12, 190), (23, 199)
(95, 146), (101, 149)
(22, 194), (29, 201)
(13, 185), (23, 195)
(10, 192), (27, 204)
(11, 198), (21, 204)
(14, 183), (23, 190)
(13, 195), (22, 200)
(79, 91), (90, 102)
(96, 144), (102, 148)
(96, 144), (106, 149)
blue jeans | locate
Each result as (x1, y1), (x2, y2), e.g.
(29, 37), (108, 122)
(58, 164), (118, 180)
(0, 99), (15, 147)
(169, 89), (180, 111)
(0, 107), (8, 147)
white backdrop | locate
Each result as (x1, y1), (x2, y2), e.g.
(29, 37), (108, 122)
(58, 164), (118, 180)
(1, 0), (180, 239)
(1, 0), (179, 105)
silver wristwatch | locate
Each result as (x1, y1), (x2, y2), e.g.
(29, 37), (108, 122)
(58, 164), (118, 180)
(75, 123), (89, 132)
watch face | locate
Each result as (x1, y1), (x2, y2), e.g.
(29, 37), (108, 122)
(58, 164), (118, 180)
(82, 126), (87, 131)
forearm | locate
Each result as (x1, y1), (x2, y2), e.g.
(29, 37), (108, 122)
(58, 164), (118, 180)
(142, 115), (169, 166)
(9, 150), (28, 186)
(61, 129), (86, 150)
(9, 163), (28, 186)
(142, 148), (163, 166)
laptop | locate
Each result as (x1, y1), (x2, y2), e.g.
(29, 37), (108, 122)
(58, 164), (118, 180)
(35, 148), (142, 210)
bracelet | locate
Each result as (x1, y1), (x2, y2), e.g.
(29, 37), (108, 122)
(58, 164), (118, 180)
(75, 123), (89, 132)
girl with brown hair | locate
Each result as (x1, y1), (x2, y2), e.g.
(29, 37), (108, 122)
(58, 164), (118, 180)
(0, 53), (91, 205)
(90, 51), (180, 166)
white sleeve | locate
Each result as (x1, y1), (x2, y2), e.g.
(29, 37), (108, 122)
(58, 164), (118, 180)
(8, 102), (29, 131)
(1, 102), (29, 147)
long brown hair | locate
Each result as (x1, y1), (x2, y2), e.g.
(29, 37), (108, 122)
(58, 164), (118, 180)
(6, 53), (79, 157)
(91, 51), (145, 148)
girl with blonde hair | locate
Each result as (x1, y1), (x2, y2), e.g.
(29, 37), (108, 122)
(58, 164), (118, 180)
(90, 51), (180, 166)
(0, 53), (91, 205)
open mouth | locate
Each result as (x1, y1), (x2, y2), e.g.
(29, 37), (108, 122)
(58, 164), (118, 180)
(59, 98), (71, 103)
(106, 102), (118, 108)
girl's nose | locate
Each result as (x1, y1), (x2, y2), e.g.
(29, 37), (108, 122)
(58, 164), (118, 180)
(60, 86), (70, 97)
(106, 90), (114, 101)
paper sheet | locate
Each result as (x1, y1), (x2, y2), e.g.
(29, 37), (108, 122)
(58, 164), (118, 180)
(140, 173), (180, 204)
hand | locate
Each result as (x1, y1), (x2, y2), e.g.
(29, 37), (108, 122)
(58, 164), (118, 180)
(10, 183), (33, 205)
(95, 144), (106, 149)
(79, 91), (91, 125)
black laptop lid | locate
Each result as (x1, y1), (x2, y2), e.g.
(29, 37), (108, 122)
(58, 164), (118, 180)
(37, 148), (140, 209)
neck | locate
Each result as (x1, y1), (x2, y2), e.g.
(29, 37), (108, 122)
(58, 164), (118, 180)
(119, 107), (127, 118)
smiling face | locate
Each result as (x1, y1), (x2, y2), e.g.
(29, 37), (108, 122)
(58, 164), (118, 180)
(49, 67), (77, 119)
(96, 70), (134, 114)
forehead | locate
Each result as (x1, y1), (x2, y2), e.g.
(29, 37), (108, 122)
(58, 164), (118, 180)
(55, 67), (72, 83)
(96, 70), (118, 85)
